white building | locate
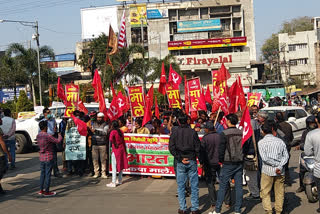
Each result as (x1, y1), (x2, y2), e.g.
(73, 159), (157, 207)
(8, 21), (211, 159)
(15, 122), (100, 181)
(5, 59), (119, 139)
(279, 17), (320, 86)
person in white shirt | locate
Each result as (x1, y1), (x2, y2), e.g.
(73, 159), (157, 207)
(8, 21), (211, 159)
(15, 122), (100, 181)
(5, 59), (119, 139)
(0, 109), (16, 169)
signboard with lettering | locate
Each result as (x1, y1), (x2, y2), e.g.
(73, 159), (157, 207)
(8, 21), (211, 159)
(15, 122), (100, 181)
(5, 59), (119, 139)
(247, 92), (262, 107)
(168, 37), (247, 50)
(177, 19), (221, 33)
(128, 86), (145, 118)
(130, 4), (147, 27)
(187, 78), (202, 112)
(147, 8), (168, 19)
(65, 127), (86, 160)
(0, 86), (31, 103)
(166, 84), (182, 109)
(109, 134), (203, 177)
(64, 84), (79, 117)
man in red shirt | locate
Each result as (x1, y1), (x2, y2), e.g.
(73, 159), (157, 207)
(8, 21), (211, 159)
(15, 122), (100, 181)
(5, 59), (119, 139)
(37, 120), (62, 197)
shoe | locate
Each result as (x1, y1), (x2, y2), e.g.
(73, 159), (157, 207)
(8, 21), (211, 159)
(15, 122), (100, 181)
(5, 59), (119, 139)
(106, 182), (116, 188)
(245, 195), (261, 201)
(316, 208), (320, 213)
(38, 190), (44, 195)
(101, 175), (108, 179)
(0, 190), (6, 195)
(191, 210), (201, 214)
(284, 182), (292, 187)
(43, 191), (56, 197)
(296, 186), (305, 193)
(92, 174), (99, 178)
(211, 211), (221, 214)
(178, 209), (187, 214)
(116, 179), (122, 185)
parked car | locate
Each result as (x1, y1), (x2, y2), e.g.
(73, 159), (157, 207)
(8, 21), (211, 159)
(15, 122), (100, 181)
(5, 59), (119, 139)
(260, 106), (310, 143)
(15, 102), (99, 154)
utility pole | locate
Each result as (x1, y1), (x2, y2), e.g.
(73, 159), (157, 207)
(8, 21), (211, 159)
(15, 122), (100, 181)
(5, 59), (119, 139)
(140, 17), (147, 92)
(34, 21), (43, 106)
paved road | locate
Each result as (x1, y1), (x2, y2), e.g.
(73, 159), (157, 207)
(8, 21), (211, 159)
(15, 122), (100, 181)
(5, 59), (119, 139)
(0, 150), (318, 214)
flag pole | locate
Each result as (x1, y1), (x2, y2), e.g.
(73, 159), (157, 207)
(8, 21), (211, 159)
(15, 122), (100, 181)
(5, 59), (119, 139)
(250, 119), (258, 169)
(214, 106), (221, 126)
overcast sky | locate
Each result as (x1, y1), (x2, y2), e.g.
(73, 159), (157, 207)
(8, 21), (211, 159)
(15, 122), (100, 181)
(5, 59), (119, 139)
(0, 0), (319, 57)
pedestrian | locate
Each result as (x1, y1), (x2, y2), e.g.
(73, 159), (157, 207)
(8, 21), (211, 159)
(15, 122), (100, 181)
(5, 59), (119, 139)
(258, 120), (289, 214)
(119, 117), (129, 133)
(91, 112), (109, 179)
(59, 116), (68, 172)
(133, 118), (150, 134)
(37, 120), (62, 197)
(296, 115), (318, 193)
(213, 114), (243, 214)
(107, 120), (128, 188)
(200, 122), (231, 214)
(275, 112), (294, 186)
(304, 112), (320, 213)
(0, 117), (12, 195)
(169, 115), (202, 214)
(0, 109), (16, 169)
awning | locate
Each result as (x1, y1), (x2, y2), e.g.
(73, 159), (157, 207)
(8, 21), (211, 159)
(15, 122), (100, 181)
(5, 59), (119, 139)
(300, 88), (320, 96)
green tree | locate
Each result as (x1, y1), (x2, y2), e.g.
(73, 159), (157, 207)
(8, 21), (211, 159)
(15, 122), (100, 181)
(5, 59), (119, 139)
(6, 43), (55, 106)
(261, 16), (314, 62)
(16, 90), (33, 112)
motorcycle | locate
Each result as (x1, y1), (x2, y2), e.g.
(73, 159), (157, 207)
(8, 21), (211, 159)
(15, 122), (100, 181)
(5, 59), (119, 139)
(300, 153), (318, 203)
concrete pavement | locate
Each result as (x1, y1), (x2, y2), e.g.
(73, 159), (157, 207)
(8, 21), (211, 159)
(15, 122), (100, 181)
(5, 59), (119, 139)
(0, 150), (318, 214)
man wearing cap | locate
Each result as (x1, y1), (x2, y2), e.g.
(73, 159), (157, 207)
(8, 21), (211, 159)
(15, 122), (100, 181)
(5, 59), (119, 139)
(200, 122), (231, 214)
(91, 112), (109, 178)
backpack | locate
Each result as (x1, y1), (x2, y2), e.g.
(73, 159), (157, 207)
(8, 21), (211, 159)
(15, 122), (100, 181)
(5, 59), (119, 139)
(225, 133), (243, 162)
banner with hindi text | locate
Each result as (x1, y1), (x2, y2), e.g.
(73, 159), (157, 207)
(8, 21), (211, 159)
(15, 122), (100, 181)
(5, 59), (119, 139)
(166, 84), (182, 109)
(65, 127), (86, 160)
(247, 92), (262, 107)
(128, 86), (145, 118)
(187, 78), (201, 111)
(64, 84), (79, 117)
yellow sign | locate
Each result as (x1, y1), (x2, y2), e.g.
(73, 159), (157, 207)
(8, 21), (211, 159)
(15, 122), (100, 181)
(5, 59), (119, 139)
(130, 4), (147, 27)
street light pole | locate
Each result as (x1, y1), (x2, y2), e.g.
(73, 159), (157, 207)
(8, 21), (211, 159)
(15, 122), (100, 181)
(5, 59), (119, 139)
(0, 19), (42, 106)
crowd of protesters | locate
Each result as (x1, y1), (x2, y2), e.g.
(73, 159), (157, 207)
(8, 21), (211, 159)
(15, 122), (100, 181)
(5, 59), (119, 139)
(2, 100), (320, 214)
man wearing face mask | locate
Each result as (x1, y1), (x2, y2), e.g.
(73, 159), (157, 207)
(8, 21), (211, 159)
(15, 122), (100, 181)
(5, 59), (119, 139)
(91, 112), (109, 178)
(40, 108), (61, 178)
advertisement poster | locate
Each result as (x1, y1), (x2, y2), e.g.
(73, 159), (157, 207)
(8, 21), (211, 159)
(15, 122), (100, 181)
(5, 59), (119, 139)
(128, 86), (145, 118)
(64, 84), (79, 117)
(109, 134), (203, 177)
(247, 92), (262, 107)
(187, 78), (202, 111)
(166, 84), (182, 109)
(130, 4), (147, 27)
(65, 127), (86, 161)
(177, 19), (221, 33)
(147, 8), (168, 19)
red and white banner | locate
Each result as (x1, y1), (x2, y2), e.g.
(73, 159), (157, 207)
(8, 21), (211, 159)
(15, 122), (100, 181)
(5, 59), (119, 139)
(64, 84), (79, 117)
(247, 92), (262, 107)
(118, 10), (127, 49)
(128, 86), (145, 118)
(239, 106), (253, 147)
(187, 77), (202, 112)
(166, 84), (182, 109)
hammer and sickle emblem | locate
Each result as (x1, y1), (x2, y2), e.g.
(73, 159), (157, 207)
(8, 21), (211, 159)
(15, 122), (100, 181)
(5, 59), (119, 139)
(117, 98), (125, 108)
(243, 122), (249, 137)
(172, 73), (179, 84)
(110, 106), (118, 116)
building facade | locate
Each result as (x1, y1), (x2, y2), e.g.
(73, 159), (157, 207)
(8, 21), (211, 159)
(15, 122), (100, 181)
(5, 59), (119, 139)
(279, 17), (320, 86)
(79, 0), (257, 87)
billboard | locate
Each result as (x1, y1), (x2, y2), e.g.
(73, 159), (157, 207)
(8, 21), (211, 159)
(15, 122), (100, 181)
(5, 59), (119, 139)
(81, 6), (118, 40)
(0, 87), (30, 103)
(177, 19), (221, 33)
(147, 8), (168, 19)
(130, 4), (147, 27)
(168, 37), (247, 50)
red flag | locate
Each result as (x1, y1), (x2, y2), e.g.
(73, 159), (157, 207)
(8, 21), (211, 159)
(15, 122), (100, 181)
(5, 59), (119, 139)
(190, 111), (198, 123)
(57, 77), (66, 101)
(117, 91), (129, 113)
(239, 106), (253, 147)
(142, 85), (154, 127)
(211, 89), (221, 113)
(197, 91), (207, 111)
(118, 10), (127, 49)
(78, 98), (88, 115)
(228, 80), (238, 114)
(221, 116), (228, 129)
(155, 96), (160, 119)
(184, 75), (190, 115)
(71, 115), (87, 136)
(107, 95), (123, 121)
(205, 85), (212, 104)
(158, 63), (166, 95)
(92, 70), (108, 120)
(168, 64), (182, 87)
(216, 63), (231, 84)
(110, 81), (117, 98)
(237, 76), (247, 110)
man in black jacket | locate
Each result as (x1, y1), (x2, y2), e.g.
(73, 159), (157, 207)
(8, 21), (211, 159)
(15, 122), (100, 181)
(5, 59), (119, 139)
(169, 116), (202, 214)
(201, 122), (231, 213)
(213, 114), (244, 214)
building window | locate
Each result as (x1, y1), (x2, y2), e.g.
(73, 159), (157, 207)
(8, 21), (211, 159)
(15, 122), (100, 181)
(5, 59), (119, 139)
(288, 45), (296, 52)
(221, 19), (230, 31)
(289, 58), (308, 66)
(288, 43), (307, 51)
(232, 5), (241, 13)
(131, 28), (148, 44)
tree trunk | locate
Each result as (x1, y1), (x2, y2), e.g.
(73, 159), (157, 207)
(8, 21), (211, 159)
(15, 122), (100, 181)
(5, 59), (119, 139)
(31, 78), (36, 107)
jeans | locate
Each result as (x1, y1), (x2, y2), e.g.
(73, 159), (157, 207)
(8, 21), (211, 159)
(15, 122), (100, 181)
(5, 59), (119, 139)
(111, 152), (123, 183)
(40, 160), (54, 192)
(176, 160), (199, 212)
(215, 164), (243, 213)
(5, 140), (15, 168)
(260, 173), (285, 214)
(174, 158), (190, 193)
(205, 164), (231, 206)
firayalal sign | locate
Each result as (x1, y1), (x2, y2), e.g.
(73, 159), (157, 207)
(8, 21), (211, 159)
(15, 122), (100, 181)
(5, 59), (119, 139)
(109, 134), (203, 177)
(177, 55), (233, 67)
(168, 37), (247, 50)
